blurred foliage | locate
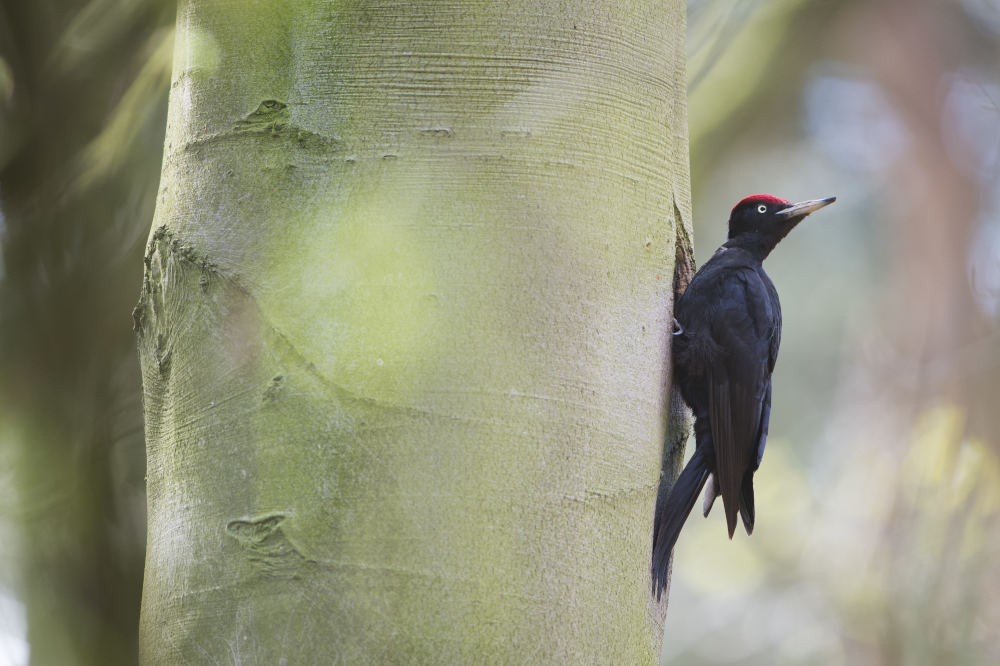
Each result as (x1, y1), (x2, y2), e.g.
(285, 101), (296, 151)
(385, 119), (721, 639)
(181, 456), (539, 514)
(664, 0), (1000, 664)
(0, 1), (174, 664)
(1, 0), (999, 664)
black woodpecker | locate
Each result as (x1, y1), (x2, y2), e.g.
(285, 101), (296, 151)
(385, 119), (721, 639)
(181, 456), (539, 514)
(652, 194), (836, 600)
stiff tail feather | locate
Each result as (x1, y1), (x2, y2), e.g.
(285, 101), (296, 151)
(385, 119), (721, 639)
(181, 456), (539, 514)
(739, 472), (755, 535)
(651, 449), (710, 600)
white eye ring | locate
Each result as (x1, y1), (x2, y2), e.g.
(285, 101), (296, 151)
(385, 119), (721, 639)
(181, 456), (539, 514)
(757, 204), (767, 213)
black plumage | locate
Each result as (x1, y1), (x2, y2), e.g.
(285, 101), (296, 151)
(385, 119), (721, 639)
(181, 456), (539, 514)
(652, 194), (835, 600)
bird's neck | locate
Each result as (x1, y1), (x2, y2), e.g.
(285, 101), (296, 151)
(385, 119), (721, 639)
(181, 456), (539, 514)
(724, 232), (783, 262)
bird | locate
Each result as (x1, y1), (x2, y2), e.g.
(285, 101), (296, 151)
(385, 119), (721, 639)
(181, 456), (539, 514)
(651, 194), (836, 600)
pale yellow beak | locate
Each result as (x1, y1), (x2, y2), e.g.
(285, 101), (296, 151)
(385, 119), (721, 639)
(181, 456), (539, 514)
(776, 196), (837, 219)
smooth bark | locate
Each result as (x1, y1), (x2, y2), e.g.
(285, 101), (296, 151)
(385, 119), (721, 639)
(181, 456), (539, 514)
(137, 1), (690, 662)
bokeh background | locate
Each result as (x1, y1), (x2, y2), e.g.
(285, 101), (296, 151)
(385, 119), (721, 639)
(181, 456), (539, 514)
(0, 0), (998, 664)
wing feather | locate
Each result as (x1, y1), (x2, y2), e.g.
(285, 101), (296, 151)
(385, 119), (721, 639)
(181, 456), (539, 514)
(706, 267), (776, 539)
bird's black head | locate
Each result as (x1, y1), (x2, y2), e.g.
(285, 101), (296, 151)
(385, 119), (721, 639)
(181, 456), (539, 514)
(726, 194), (836, 259)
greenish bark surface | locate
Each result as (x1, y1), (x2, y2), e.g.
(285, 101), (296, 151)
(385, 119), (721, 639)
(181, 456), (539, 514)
(137, 1), (690, 662)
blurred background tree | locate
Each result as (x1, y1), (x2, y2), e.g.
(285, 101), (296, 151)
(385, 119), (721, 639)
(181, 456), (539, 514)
(0, 1), (172, 663)
(1, 0), (999, 664)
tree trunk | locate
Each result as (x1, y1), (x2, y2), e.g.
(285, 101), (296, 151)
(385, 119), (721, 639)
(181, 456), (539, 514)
(136, 1), (690, 662)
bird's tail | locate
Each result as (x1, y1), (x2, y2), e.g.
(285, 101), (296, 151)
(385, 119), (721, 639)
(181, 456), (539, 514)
(739, 472), (755, 535)
(651, 448), (710, 600)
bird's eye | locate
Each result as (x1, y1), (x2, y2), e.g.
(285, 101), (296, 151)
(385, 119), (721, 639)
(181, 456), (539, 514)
(757, 204), (767, 213)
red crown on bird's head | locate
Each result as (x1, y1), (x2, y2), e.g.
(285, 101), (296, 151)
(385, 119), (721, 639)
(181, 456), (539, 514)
(731, 194), (790, 215)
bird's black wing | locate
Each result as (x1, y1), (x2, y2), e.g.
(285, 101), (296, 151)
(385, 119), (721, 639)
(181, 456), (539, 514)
(707, 267), (778, 538)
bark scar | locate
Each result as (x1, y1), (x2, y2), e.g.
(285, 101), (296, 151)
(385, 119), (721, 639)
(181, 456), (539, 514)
(651, 195), (697, 603)
(227, 513), (315, 577)
(666, 196), (696, 464)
